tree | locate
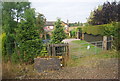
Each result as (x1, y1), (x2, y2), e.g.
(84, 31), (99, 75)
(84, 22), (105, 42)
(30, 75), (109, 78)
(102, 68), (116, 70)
(2, 2), (30, 58)
(88, 1), (120, 25)
(15, 8), (43, 63)
(51, 19), (66, 44)
(36, 13), (46, 39)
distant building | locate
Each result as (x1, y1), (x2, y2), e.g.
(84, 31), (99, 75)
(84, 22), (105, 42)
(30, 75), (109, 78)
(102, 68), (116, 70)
(44, 21), (69, 35)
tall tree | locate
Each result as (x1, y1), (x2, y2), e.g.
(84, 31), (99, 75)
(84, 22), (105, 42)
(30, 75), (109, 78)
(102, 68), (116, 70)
(15, 8), (43, 63)
(88, 1), (120, 25)
(2, 2), (30, 56)
(51, 19), (66, 44)
(36, 13), (46, 39)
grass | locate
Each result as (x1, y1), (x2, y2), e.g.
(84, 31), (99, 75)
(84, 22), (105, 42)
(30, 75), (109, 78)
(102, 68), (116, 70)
(70, 40), (102, 57)
(67, 50), (119, 67)
(2, 61), (39, 79)
(67, 40), (119, 67)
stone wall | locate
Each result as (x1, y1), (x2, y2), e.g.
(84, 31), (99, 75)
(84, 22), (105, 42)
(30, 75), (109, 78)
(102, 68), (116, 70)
(34, 57), (61, 72)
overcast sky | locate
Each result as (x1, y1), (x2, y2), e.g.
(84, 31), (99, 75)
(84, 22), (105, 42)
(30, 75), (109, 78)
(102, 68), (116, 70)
(29, 0), (117, 23)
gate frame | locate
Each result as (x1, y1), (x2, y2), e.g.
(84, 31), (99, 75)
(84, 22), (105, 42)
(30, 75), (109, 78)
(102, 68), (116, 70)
(47, 43), (69, 66)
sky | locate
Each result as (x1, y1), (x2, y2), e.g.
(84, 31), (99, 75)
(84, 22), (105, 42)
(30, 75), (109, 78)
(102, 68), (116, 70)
(29, 0), (118, 23)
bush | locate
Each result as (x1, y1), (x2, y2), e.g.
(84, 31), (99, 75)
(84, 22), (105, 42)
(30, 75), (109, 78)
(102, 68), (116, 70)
(19, 39), (43, 63)
(70, 30), (76, 38)
(1, 33), (6, 56)
(11, 53), (20, 63)
(40, 44), (48, 56)
(82, 24), (115, 35)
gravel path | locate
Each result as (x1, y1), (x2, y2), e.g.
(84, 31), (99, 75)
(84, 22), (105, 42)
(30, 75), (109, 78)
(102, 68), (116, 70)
(62, 38), (80, 43)
(34, 58), (118, 79)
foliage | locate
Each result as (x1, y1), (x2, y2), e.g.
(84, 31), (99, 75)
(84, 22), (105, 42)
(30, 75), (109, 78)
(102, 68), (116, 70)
(36, 13), (46, 39)
(51, 19), (67, 44)
(40, 44), (48, 56)
(69, 22), (83, 27)
(103, 22), (120, 51)
(87, 5), (103, 24)
(88, 1), (120, 25)
(69, 27), (82, 38)
(77, 27), (82, 32)
(82, 24), (114, 35)
(1, 33), (6, 56)
(11, 53), (20, 63)
(111, 22), (120, 51)
(82, 22), (120, 51)
(15, 8), (43, 63)
(2, 2), (31, 62)
(19, 39), (43, 63)
(2, 2), (46, 63)
(36, 13), (46, 34)
(70, 29), (76, 38)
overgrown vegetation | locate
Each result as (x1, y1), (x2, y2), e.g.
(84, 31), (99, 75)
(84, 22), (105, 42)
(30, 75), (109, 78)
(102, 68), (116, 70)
(2, 2), (46, 63)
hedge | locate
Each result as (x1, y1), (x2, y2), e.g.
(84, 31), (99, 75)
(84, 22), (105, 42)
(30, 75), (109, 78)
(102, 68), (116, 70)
(82, 24), (114, 36)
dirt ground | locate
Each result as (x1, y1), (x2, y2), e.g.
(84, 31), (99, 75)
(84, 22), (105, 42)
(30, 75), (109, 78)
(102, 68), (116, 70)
(23, 58), (118, 79)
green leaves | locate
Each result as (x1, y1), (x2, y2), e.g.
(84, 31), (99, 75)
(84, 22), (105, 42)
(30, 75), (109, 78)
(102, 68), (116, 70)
(15, 8), (43, 63)
(19, 39), (43, 62)
(88, 1), (119, 25)
(82, 24), (112, 36)
(51, 19), (67, 44)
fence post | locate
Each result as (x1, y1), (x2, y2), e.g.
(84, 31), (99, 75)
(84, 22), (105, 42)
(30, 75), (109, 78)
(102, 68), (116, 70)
(47, 44), (51, 56)
(103, 36), (107, 50)
(67, 43), (69, 59)
(95, 42), (97, 54)
(52, 44), (55, 56)
(82, 33), (84, 40)
(69, 32), (71, 37)
(77, 31), (80, 39)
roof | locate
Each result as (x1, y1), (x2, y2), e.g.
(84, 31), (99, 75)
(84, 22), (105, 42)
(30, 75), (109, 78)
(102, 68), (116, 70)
(45, 21), (68, 26)
(45, 21), (55, 26)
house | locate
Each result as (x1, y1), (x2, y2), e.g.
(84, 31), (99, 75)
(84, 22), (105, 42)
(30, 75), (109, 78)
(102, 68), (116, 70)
(44, 21), (69, 36)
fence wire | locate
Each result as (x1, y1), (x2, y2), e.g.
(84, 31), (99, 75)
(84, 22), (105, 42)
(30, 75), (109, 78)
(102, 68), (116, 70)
(71, 41), (104, 59)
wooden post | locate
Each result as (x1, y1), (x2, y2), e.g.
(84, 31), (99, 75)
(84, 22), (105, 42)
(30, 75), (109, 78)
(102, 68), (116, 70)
(69, 32), (71, 37)
(82, 33), (84, 40)
(52, 44), (55, 56)
(77, 31), (80, 39)
(67, 43), (69, 60)
(95, 42), (97, 54)
(47, 44), (51, 56)
(103, 36), (107, 50)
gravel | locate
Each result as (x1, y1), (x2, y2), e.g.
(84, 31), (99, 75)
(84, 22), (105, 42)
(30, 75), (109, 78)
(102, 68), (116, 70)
(34, 58), (118, 79)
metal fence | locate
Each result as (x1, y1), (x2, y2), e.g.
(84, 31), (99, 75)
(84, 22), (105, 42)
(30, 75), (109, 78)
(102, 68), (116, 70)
(76, 40), (112, 58)
(70, 41), (105, 59)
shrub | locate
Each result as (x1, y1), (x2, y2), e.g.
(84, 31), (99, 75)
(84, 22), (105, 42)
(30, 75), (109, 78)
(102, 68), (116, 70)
(19, 39), (43, 63)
